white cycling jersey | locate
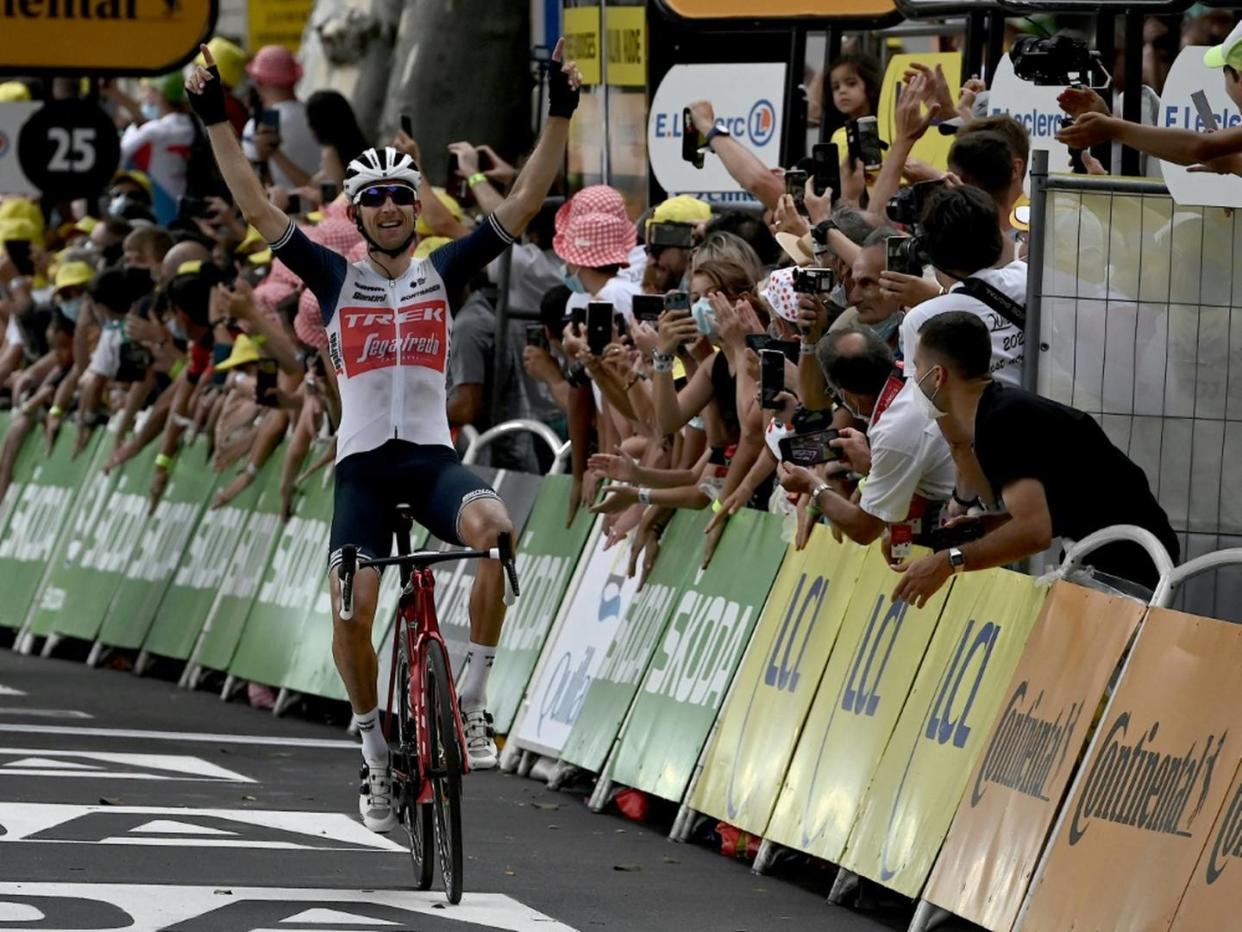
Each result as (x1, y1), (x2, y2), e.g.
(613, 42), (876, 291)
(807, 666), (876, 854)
(270, 215), (515, 463)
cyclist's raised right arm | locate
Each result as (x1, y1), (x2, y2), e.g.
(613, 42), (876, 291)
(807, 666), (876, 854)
(185, 46), (287, 243)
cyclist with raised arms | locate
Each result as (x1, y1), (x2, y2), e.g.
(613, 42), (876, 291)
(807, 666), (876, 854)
(185, 43), (582, 833)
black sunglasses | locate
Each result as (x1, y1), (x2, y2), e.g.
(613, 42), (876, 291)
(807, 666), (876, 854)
(357, 184), (417, 208)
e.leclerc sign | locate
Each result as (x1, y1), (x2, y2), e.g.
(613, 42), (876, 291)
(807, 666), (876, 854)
(0, 0), (216, 75)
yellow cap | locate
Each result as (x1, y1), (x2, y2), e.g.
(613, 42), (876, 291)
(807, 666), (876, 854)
(73, 216), (99, 235)
(200, 37), (249, 89)
(1009, 194), (1031, 233)
(54, 261), (95, 292)
(0, 217), (38, 243)
(413, 236), (451, 259)
(651, 195), (712, 226)
(111, 169), (154, 199)
(235, 225), (266, 254)
(214, 334), (269, 371)
(1205, 21), (1242, 70)
(415, 187), (464, 236)
(0, 81), (30, 102)
(246, 248), (273, 266)
(0, 198), (45, 247)
(175, 259), (205, 276)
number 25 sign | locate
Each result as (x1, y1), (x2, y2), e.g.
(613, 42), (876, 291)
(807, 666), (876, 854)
(17, 100), (120, 199)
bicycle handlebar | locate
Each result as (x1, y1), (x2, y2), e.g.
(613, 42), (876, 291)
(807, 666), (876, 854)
(335, 537), (521, 619)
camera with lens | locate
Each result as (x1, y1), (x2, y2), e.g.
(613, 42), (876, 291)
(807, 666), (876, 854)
(1010, 34), (1109, 87)
(885, 179), (945, 230)
(793, 267), (835, 295)
(885, 235), (928, 277)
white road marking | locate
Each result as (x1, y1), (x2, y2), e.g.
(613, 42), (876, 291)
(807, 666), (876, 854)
(0, 723), (357, 748)
(0, 685), (25, 697)
(0, 708), (93, 719)
(0, 803), (405, 851)
(0, 748), (255, 782)
(0, 883), (578, 931)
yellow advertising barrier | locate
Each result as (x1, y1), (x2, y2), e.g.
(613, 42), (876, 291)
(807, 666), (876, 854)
(1019, 607), (1242, 932)
(248, 0), (314, 52)
(604, 5), (645, 88)
(876, 53), (962, 173)
(764, 547), (974, 863)
(924, 580), (1145, 932)
(840, 569), (1045, 896)
(563, 5), (602, 86)
(0, 0), (216, 74)
(689, 531), (867, 835)
(1168, 760), (1242, 932)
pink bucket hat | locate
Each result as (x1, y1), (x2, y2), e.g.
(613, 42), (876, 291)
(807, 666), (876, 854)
(553, 211), (636, 268)
(554, 185), (630, 237)
(246, 45), (303, 88)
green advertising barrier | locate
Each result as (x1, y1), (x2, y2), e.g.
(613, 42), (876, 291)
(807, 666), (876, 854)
(47, 445), (156, 642)
(191, 453), (285, 673)
(689, 531), (869, 834)
(559, 509), (709, 774)
(96, 436), (220, 650)
(0, 428), (106, 631)
(226, 458), (334, 688)
(22, 437), (121, 640)
(607, 509), (786, 802)
(141, 453), (276, 662)
(764, 550), (979, 864)
(0, 410), (36, 544)
(491, 475), (594, 733)
(841, 569), (1045, 896)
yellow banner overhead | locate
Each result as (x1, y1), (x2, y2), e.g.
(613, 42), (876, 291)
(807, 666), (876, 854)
(924, 581), (1145, 932)
(876, 52), (962, 173)
(0, 0), (216, 74)
(604, 5), (645, 88)
(1020, 607), (1242, 932)
(661, 0), (896, 19)
(690, 532), (866, 836)
(841, 569), (1045, 897)
(765, 547), (970, 864)
(247, 0), (313, 52)
(563, 5), (601, 86)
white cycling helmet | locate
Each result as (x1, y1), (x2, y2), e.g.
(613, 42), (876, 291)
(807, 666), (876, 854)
(343, 146), (422, 202)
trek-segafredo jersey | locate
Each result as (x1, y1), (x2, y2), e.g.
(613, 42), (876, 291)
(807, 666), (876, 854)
(270, 215), (515, 463)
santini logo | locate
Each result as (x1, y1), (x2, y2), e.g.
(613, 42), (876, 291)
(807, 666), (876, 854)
(971, 681), (1081, 806)
(1069, 713), (1226, 845)
(1207, 779), (1242, 884)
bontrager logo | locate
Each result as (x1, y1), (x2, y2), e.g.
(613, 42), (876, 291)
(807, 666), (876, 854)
(971, 681), (1081, 806)
(1069, 713), (1226, 845)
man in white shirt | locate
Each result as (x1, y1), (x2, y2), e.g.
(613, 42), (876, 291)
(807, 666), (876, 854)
(118, 73), (195, 225)
(779, 326), (955, 545)
(241, 45), (320, 190)
(899, 185), (1027, 386)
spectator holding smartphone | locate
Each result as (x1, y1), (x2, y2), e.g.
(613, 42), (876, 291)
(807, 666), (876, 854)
(892, 312), (1180, 607)
(243, 46), (320, 190)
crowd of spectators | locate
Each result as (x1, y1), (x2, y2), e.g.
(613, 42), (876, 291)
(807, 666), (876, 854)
(4, 10), (1214, 600)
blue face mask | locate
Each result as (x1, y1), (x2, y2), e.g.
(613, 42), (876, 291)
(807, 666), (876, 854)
(168, 317), (188, 342)
(141, 102), (162, 122)
(563, 273), (586, 294)
(691, 297), (717, 336)
(59, 298), (83, 323)
(868, 312), (901, 344)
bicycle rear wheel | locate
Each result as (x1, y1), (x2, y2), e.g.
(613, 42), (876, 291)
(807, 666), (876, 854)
(424, 639), (464, 904)
(396, 628), (434, 890)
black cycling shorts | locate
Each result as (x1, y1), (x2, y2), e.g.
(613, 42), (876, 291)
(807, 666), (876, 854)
(328, 439), (501, 570)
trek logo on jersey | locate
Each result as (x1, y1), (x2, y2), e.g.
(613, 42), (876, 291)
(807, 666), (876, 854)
(339, 301), (448, 376)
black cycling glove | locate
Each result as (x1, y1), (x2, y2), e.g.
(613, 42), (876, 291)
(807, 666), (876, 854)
(187, 65), (229, 127)
(547, 61), (580, 120)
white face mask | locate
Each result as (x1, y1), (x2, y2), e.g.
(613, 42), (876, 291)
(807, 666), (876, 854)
(913, 367), (947, 419)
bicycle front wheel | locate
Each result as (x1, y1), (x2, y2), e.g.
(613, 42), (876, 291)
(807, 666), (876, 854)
(424, 639), (464, 904)
(397, 628), (433, 890)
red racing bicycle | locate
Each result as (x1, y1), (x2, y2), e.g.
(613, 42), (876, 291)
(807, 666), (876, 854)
(337, 506), (519, 904)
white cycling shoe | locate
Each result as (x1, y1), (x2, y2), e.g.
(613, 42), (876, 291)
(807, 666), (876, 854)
(358, 758), (399, 833)
(462, 708), (498, 771)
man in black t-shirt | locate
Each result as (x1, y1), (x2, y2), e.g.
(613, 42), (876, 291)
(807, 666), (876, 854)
(892, 311), (1179, 607)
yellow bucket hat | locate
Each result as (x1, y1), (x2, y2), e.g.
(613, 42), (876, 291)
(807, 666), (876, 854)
(415, 187), (464, 237)
(214, 334), (269, 372)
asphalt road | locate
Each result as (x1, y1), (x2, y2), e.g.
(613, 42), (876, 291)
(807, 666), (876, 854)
(0, 647), (972, 932)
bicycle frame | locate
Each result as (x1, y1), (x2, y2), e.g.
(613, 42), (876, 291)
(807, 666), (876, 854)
(383, 567), (471, 807)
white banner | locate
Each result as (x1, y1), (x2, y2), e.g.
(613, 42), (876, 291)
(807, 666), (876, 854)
(647, 62), (786, 203)
(986, 56), (1072, 191)
(513, 532), (640, 757)
(0, 103), (38, 196)
(1159, 46), (1242, 208)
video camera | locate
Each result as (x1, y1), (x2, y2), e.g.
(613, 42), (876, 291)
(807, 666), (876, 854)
(1010, 34), (1110, 88)
(885, 235), (928, 277)
(792, 267), (835, 295)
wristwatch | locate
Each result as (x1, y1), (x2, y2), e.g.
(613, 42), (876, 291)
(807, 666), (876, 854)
(704, 125), (731, 148)
(948, 547), (967, 574)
